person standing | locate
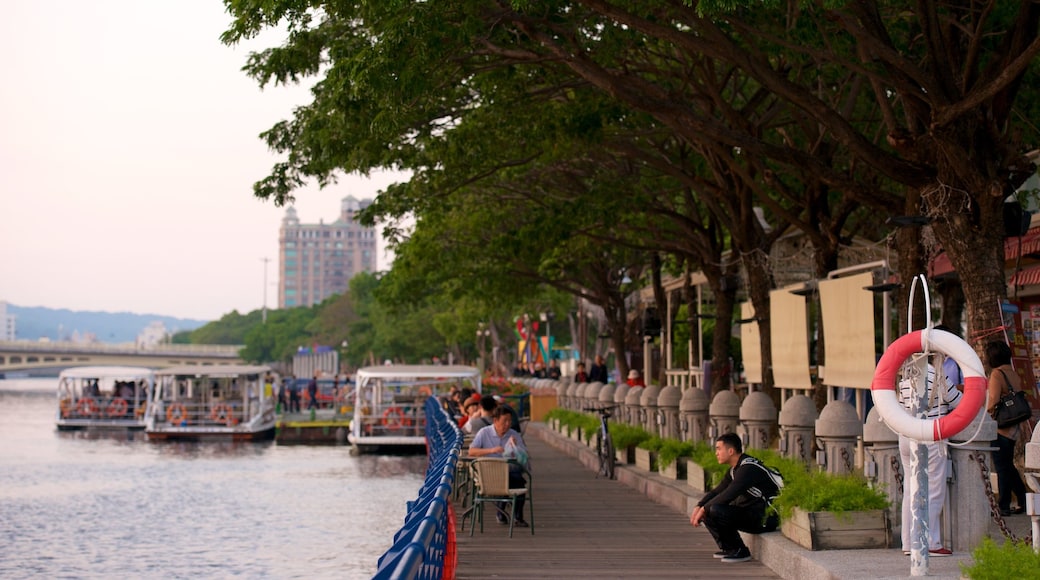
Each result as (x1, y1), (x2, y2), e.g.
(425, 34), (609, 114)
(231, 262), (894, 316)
(288, 375), (301, 413)
(277, 376), (288, 413)
(307, 372), (320, 410)
(574, 362), (589, 383)
(897, 359), (961, 556)
(985, 340), (1029, 516)
(588, 355), (609, 383)
(690, 433), (783, 564)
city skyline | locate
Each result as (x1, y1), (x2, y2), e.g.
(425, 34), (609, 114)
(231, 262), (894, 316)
(0, 1), (407, 321)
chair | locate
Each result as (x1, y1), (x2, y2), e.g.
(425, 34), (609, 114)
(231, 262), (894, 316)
(468, 458), (533, 537)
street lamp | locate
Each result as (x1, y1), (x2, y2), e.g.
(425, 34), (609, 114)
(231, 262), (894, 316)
(476, 323), (491, 372)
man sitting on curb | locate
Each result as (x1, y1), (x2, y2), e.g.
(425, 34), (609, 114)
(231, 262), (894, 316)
(690, 433), (783, 563)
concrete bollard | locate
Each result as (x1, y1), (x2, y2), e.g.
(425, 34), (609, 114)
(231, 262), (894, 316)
(561, 381), (576, 410)
(679, 386), (710, 443)
(657, 385), (682, 440)
(583, 382), (604, 411)
(597, 382), (616, 408)
(613, 384), (631, 423)
(739, 391), (777, 450)
(863, 407), (899, 526)
(624, 385), (643, 427)
(947, 408), (997, 552)
(778, 394), (817, 464)
(708, 390), (741, 439)
(815, 400), (863, 475)
(640, 384), (663, 435)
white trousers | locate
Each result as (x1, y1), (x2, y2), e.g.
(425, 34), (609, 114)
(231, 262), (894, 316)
(898, 435), (948, 551)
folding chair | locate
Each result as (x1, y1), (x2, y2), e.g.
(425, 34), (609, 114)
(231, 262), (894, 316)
(468, 458), (532, 537)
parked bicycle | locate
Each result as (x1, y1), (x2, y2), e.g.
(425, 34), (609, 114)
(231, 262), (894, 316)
(583, 404), (619, 480)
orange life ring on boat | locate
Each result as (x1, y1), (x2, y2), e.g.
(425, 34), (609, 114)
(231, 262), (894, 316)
(60, 398), (72, 418)
(106, 398), (128, 418)
(167, 403), (189, 424)
(381, 407), (412, 431)
(76, 398), (99, 416)
(210, 404), (233, 426)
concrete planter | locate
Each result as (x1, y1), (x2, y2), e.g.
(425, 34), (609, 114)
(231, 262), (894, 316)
(686, 462), (714, 492)
(658, 457), (687, 480)
(568, 426), (583, 442)
(635, 447), (657, 472)
(781, 507), (892, 551)
(615, 445), (636, 465)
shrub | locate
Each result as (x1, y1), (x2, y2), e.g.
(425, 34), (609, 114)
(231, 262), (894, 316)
(658, 439), (696, 468)
(638, 435), (666, 452)
(609, 423), (652, 450)
(961, 537), (1040, 579)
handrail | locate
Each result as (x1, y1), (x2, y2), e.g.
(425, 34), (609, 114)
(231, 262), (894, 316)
(373, 395), (461, 579)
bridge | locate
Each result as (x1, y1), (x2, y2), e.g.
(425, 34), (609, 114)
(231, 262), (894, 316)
(0, 340), (244, 375)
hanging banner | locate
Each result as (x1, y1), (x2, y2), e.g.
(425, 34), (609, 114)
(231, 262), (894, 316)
(740, 302), (762, 384)
(771, 285), (813, 389)
(819, 272), (877, 389)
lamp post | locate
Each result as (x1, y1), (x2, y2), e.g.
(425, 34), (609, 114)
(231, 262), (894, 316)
(476, 323), (490, 372)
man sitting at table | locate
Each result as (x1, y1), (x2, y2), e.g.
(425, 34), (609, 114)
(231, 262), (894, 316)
(469, 406), (530, 527)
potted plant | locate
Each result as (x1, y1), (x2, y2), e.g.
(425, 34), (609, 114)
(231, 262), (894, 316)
(657, 439), (695, 480)
(635, 435), (665, 472)
(609, 423), (652, 465)
(685, 441), (727, 492)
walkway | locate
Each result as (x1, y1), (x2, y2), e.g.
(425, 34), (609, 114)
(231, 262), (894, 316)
(452, 425), (778, 579)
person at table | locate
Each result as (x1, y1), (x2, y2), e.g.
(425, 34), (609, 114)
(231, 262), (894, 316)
(469, 406), (530, 527)
(690, 433), (782, 564)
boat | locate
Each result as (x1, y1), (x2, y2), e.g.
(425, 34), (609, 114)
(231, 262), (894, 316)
(275, 375), (354, 445)
(351, 364), (481, 454)
(145, 365), (278, 441)
(56, 366), (154, 430)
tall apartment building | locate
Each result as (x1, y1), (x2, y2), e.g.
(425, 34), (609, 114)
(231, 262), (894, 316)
(278, 196), (377, 308)
(0, 301), (15, 341)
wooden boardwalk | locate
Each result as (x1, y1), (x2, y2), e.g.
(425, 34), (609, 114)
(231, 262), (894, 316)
(452, 425), (778, 579)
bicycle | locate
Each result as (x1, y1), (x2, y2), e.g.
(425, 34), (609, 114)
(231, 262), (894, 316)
(584, 404), (618, 480)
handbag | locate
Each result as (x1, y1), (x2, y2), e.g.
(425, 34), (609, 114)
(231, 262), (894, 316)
(993, 369), (1032, 429)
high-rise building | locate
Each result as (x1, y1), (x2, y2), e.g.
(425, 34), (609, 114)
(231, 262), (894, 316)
(0, 301), (15, 341)
(278, 196), (377, 308)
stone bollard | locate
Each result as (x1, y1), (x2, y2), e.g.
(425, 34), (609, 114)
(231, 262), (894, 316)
(778, 394), (817, 464)
(583, 382), (604, 411)
(815, 400), (862, 475)
(624, 385), (643, 427)
(561, 381), (575, 410)
(708, 390), (741, 439)
(739, 391), (777, 450)
(597, 382), (616, 408)
(570, 381), (586, 411)
(640, 384), (663, 435)
(614, 384), (631, 424)
(947, 409), (997, 552)
(657, 385), (682, 440)
(679, 386), (710, 443)
(862, 407), (899, 527)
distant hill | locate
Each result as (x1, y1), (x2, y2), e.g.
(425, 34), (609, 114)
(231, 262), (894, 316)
(9, 305), (209, 343)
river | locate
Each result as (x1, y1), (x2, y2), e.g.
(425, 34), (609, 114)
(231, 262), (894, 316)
(0, 377), (427, 579)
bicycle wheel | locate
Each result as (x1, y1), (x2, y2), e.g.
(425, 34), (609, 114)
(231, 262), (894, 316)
(600, 429), (616, 480)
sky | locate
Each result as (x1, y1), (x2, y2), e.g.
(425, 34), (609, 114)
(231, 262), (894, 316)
(0, 1), (407, 321)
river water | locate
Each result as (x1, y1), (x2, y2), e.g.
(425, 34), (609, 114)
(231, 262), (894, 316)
(0, 378), (427, 579)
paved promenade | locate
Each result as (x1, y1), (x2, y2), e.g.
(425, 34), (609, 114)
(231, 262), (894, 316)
(454, 423), (1032, 579)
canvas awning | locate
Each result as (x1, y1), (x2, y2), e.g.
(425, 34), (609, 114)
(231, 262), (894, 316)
(1009, 263), (1040, 287)
(929, 227), (1040, 277)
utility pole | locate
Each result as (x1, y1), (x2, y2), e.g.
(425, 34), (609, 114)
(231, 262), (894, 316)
(261, 257), (270, 324)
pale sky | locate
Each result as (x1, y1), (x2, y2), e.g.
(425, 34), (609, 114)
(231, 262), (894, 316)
(0, 1), (407, 321)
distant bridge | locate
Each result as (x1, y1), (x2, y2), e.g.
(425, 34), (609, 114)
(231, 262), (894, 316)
(0, 340), (244, 374)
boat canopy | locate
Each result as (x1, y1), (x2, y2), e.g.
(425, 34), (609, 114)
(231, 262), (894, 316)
(354, 365), (482, 383)
(155, 364), (272, 378)
(59, 366), (154, 380)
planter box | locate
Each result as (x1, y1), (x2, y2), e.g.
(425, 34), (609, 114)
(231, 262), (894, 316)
(568, 427), (583, 442)
(659, 457), (687, 480)
(530, 394), (557, 422)
(781, 507), (892, 551)
(635, 448), (658, 472)
(615, 445), (636, 465)
(686, 462), (713, 492)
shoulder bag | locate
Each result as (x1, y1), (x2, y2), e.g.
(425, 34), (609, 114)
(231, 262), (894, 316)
(993, 369), (1032, 429)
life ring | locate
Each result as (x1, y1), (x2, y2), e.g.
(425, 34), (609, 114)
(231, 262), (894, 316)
(210, 404), (232, 424)
(166, 403), (189, 425)
(106, 398), (128, 418)
(60, 398), (72, 418)
(381, 407), (413, 431)
(870, 328), (986, 441)
(76, 398), (99, 416)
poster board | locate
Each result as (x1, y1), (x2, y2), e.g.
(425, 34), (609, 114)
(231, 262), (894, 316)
(770, 286), (812, 389)
(739, 301), (762, 384)
(1004, 301), (1040, 412)
(818, 272), (878, 389)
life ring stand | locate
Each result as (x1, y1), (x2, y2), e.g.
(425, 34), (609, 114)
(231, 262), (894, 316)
(167, 403), (189, 425)
(870, 328), (987, 442)
(106, 398), (128, 418)
(76, 398), (99, 417)
(381, 406), (413, 431)
(210, 404), (233, 426)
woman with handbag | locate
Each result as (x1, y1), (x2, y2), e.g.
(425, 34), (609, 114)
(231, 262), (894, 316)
(985, 340), (1029, 516)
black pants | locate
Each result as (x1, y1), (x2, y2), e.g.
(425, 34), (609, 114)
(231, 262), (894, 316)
(994, 434), (1027, 511)
(497, 469), (527, 519)
(702, 503), (776, 552)
(289, 392), (300, 413)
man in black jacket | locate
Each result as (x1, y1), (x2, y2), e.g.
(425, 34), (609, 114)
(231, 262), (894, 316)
(690, 433), (783, 563)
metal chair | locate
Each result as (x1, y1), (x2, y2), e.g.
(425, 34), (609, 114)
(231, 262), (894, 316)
(468, 458), (532, 537)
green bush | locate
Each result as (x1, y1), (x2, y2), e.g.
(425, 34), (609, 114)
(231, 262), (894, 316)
(688, 441), (728, 486)
(961, 537), (1040, 579)
(637, 435), (666, 452)
(608, 423), (652, 450)
(658, 439), (696, 468)
(769, 457), (889, 519)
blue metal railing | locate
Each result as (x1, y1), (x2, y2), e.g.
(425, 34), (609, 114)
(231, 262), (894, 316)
(373, 396), (461, 579)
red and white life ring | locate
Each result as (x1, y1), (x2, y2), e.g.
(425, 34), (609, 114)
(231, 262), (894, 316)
(106, 398), (128, 418)
(870, 328), (986, 442)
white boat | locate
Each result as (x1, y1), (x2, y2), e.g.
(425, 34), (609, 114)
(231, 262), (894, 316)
(351, 364), (481, 453)
(56, 366), (154, 430)
(145, 365), (278, 441)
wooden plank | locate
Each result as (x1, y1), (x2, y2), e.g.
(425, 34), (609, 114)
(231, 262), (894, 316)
(454, 426), (778, 579)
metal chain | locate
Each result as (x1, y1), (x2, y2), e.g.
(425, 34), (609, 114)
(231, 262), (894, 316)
(840, 446), (853, 473)
(969, 452), (1020, 541)
(795, 434), (805, 463)
(891, 455), (904, 496)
